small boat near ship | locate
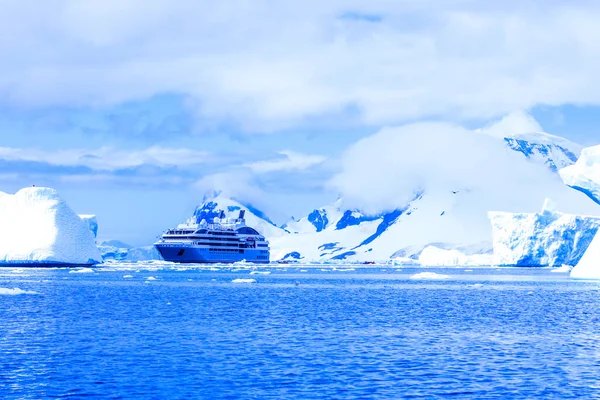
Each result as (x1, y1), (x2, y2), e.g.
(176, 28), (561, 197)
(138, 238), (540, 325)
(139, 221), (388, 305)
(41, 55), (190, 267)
(154, 210), (270, 264)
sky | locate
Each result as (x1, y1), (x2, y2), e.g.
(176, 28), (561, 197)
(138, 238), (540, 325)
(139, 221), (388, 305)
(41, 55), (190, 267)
(2, 0), (600, 245)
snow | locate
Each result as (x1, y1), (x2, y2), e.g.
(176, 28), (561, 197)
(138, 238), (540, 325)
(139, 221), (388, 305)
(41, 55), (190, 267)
(409, 272), (450, 280)
(489, 209), (600, 267)
(0, 187), (102, 265)
(560, 145), (600, 205)
(0, 287), (38, 295)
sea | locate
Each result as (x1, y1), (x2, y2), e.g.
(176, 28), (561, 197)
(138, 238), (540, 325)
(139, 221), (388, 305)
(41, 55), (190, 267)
(1, 263), (600, 399)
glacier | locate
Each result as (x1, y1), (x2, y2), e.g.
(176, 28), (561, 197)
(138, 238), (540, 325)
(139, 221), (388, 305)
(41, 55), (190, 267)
(0, 187), (102, 265)
(488, 208), (600, 267)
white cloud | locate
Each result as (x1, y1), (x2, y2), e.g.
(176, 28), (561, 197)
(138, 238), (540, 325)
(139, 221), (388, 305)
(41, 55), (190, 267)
(477, 110), (543, 138)
(244, 151), (326, 174)
(192, 171), (267, 206)
(329, 119), (597, 215)
(1, 1), (600, 131)
(0, 146), (210, 170)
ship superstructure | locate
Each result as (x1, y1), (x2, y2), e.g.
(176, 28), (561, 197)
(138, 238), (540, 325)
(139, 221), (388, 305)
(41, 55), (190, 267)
(154, 210), (270, 263)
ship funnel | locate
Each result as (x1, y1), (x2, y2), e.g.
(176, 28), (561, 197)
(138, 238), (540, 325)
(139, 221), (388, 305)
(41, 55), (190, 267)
(219, 210), (225, 220)
(238, 210), (246, 220)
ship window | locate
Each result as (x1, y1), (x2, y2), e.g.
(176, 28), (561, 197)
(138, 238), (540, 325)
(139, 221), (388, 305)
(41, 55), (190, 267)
(237, 227), (259, 235)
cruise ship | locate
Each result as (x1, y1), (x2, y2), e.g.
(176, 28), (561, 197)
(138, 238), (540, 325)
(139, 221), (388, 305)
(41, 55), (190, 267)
(154, 210), (270, 263)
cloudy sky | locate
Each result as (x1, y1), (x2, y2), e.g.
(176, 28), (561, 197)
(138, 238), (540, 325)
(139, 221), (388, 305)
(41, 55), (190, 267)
(2, 0), (600, 245)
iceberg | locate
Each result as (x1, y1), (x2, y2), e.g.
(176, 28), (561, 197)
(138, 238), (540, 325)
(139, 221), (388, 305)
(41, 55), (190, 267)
(418, 246), (494, 267)
(0, 187), (102, 265)
(560, 145), (600, 205)
(98, 241), (160, 262)
(558, 146), (600, 279)
(571, 233), (600, 279)
(488, 207), (600, 267)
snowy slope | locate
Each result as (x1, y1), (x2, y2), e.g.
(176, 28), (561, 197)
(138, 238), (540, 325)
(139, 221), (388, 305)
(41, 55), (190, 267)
(0, 187), (102, 265)
(503, 132), (581, 172)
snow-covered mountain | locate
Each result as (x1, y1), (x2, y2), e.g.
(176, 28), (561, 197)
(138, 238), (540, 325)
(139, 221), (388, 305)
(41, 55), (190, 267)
(191, 192), (288, 239)
(503, 132), (581, 172)
(269, 129), (597, 262)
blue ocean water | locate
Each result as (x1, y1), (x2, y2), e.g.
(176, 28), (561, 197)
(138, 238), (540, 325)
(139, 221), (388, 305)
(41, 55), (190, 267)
(1, 265), (600, 399)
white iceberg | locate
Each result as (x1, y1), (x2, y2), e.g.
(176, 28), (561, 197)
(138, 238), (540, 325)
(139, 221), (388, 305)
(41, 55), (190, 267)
(557, 145), (600, 279)
(571, 232), (600, 279)
(0, 187), (102, 265)
(418, 246), (494, 267)
(98, 241), (160, 262)
(560, 145), (600, 205)
(488, 208), (600, 267)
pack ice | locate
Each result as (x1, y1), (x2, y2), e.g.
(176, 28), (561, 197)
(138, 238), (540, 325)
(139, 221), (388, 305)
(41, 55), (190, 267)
(0, 187), (102, 265)
(560, 146), (600, 278)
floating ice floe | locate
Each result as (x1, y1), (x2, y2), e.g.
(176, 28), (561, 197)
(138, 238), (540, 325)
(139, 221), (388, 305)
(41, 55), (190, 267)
(146, 276), (157, 281)
(69, 268), (95, 274)
(409, 272), (451, 280)
(231, 278), (256, 284)
(250, 271), (271, 275)
(123, 275), (133, 278)
(0, 287), (38, 295)
(551, 265), (573, 273)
